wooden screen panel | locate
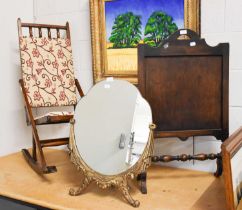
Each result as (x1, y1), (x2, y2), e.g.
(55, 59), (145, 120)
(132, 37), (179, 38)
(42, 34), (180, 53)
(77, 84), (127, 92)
(145, 56), (222, 131)
(138, 29), (229, 140)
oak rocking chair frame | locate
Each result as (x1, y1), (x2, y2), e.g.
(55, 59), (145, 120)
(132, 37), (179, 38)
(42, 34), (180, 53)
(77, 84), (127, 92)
(17, 18), (84, 174)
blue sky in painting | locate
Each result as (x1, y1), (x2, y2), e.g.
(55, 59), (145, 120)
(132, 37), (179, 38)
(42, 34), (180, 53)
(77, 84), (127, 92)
(105, 0), (184, 40)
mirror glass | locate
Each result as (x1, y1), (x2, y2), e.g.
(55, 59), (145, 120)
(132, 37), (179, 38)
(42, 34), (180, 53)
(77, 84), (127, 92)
(74, 79), (152, 175)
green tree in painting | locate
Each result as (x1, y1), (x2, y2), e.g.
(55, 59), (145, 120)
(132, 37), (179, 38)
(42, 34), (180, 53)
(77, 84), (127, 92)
(109, 12), (142, 48)
(144, 11), (178, 47)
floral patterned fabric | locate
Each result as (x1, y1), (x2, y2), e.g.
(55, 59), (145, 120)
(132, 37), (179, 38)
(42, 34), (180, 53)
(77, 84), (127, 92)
(19, 37), (77, 107)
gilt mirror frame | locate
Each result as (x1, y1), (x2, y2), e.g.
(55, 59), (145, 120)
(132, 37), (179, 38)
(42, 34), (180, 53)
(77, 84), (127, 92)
(90, 0), (201, 84)
(69, 119), (156, 207)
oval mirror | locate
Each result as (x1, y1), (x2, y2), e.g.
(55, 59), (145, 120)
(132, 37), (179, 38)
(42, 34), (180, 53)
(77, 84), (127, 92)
(69, 79), (155, 207)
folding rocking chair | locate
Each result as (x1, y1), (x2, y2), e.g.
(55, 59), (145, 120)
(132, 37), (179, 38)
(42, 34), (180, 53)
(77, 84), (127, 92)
(17, 18), (84, 174)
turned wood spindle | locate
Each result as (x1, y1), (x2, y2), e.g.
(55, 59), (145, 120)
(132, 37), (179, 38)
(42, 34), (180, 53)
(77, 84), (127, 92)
(47, 28), (51, 38)
(151, 153), (221, 162)
(29, 27), (33, 37)
(38, 27), (42, 38)
(56, 28), (60, 38)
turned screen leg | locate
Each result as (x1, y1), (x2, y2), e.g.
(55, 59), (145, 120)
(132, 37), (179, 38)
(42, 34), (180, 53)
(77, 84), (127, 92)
(137, 172), (147, 194)
(214, 155), (223, 177)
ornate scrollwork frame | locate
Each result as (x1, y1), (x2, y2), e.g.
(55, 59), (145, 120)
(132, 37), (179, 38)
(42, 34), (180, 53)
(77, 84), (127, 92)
(68, 119), (156, 207)
(89, 0), (201, 84)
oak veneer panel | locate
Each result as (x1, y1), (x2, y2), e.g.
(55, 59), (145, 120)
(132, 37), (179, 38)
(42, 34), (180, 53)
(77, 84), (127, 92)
(145, 56), (222, 131)
(138, 29), (229, 140)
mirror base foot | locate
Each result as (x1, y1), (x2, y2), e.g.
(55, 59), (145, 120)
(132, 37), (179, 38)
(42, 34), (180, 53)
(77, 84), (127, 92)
(119, 178), (140, 208)
(69, 176), (92, 196)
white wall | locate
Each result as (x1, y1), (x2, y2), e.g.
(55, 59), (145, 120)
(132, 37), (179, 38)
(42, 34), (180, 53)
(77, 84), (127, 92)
(32, 0), (94, 146)
(1, 0), (241, 173)
(202, 0), (242, 134)
(160, 0), (242, 172)
(0, 0), (33, 156)
(156, 0), (242, 172)
(33, 0), (93, 93)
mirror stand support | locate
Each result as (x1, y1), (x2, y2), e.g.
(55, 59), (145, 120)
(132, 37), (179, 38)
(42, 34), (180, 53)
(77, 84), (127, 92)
(137, 172), (147, 194)
(117, 178), (140, 207)
(68, 120), (156, 207)
(69, 176), (92, 196)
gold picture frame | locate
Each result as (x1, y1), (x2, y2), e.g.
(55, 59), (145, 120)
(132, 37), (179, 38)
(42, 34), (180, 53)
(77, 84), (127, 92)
(90, 0), (201, 84)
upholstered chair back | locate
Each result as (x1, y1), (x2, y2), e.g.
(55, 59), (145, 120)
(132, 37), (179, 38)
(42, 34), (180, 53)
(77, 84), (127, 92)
(19, 37), (77, 107)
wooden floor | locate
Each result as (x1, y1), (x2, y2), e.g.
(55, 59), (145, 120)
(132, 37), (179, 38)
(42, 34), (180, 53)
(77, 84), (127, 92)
(0, 149), (229, 210)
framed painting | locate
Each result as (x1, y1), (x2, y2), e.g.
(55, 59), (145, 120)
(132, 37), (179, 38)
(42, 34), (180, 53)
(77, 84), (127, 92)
(90, 0), (201, 84)
(222, 127), (242, 210)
